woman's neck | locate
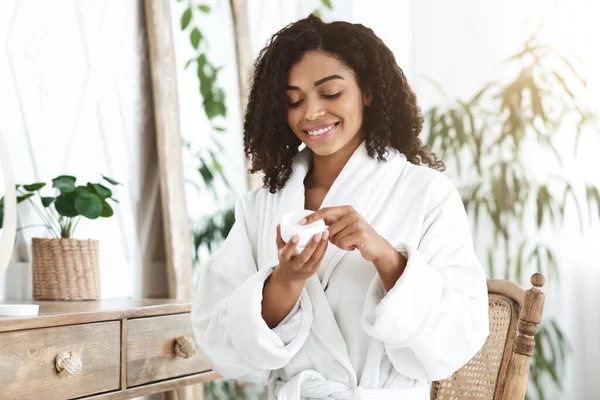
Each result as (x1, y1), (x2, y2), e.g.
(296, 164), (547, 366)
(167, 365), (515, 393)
(305, 136), (363, 190)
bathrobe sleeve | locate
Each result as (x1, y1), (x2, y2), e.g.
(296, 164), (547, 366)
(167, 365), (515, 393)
(361, 176), (490, 381)
(191, 197), (313, 383)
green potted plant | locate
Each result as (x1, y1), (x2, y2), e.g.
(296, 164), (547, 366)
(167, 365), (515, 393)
(1, 174), (120, 300)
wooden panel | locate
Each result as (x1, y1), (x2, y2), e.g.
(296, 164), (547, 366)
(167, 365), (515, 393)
(143, 0), (194, 301)
(127, 313), (212, 387)
(79, 370), (221, 400)
(0, 321), (120, 400)
(0, 299), (192, 332)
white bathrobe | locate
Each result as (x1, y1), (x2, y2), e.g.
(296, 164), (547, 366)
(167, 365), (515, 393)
(191, 142), (490, 400)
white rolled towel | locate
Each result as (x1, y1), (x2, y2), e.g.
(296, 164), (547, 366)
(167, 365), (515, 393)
(280, 210), (327, 252)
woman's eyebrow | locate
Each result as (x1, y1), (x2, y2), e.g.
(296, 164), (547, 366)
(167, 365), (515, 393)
(286, 74), (344, 90)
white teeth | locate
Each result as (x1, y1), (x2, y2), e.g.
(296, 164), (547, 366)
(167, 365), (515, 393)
(307, 123), (337, 136)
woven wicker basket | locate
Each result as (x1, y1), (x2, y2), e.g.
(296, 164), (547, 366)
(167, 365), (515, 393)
(31, 238), (100, 300)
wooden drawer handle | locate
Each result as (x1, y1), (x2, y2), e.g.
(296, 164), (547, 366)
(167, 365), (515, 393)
(174, 335), (196, 358)
(55, 351), (83, 377)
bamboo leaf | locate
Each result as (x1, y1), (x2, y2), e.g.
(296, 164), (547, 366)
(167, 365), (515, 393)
(537, 186), (546, 228)
(487, 247), (495, 278)
(545, 246), (559, 279)
(528, 78), (547, 122)
(551, 71), (575, 100)
(559, 54), (587, 88)
(516, 241), (526, 281)
(561, 184), (584, 233)
(468, 82), (495, 106)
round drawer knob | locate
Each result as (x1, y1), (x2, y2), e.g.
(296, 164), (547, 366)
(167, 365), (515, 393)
(174, 335), (197, 358)
(55, 351), (82, 377)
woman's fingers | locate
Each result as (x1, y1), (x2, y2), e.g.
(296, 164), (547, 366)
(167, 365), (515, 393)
(306, 231), (329, 268)
(297, 232), (323, 264)
(328, 214), (356, 240)
(280, 234), (299, 261)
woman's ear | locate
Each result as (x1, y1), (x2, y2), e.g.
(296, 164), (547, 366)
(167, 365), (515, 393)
(363, 91), (372, 106)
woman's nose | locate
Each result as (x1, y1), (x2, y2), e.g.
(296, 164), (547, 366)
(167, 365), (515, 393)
(305, 100), (326, 121)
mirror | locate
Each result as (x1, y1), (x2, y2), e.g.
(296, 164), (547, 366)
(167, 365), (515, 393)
(0, 131), (16, 281)
(0, 131), (38, 316)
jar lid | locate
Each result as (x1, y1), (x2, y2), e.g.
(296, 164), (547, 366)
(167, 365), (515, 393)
(280, 210), (327, 237)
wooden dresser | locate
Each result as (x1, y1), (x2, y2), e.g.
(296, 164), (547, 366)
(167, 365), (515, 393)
(0, 299), (219, 400)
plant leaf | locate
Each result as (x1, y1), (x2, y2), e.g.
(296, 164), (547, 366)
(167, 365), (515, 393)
(102, 175), (121, 185)
(198, 4), (211, 12)
(184, 58), (196, 70)
(17, 193), (34, 202)
(181, 7), (192, 30)
(23, 182), (46, 191)
(52, 175), (77, 193)
(91, 183), (112, 199)
(487, 247), (495, 278)
(55, 193), (79, 217)
(191, 27), (202, 49)
(516, 241), (526, 281)
(41, 196), (55, 208)
(101, 201), (114, 217)
(322, 0), (333, 9)
(74, 192), (103, 219)
(311, 8), (321, 18)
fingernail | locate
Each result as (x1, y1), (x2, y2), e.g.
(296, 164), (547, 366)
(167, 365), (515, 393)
(292, 235), (299, 243)
(299, 218), (307, 225)
(314, 233), (322, 242)
(322, 230), (329, 240)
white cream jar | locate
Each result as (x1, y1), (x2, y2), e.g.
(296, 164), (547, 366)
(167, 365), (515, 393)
(280, 210), (327, 252)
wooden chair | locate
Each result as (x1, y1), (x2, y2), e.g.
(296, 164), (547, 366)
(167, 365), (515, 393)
(431, 273), (546, 400)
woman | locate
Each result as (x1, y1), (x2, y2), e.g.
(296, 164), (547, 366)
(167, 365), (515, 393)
(192, 15), (489, 400)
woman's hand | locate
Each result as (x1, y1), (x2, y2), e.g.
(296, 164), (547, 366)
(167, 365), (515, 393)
(302, 206), (407, 291)
(273, 224), (329, 285)
(301, 206), (393, 262)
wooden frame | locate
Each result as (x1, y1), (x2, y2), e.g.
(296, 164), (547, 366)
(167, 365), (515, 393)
(143, 1), (199, 398)
(431, 273), (546, 400)
(143, 0), (193, 302)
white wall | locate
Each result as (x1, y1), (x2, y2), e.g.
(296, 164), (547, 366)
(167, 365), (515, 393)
(0, 0), (167, 301)
(409, 1), (600, 399)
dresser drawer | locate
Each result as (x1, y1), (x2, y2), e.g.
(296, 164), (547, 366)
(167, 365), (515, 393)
(0, 321), (120, 400)
(126, 313), (211, 387)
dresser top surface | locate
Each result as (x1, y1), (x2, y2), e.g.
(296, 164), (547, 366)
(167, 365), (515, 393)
(0, 298), (192, 332)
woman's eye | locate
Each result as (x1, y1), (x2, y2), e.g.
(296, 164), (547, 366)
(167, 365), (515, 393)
(288, 99), (303, 108)
(323, 92), (341, 99)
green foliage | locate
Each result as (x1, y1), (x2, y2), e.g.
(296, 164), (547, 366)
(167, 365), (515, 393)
(192, 207), (235, 262)
(425, 34), (597, 399)
(178, 1), (235, 265)
(180, 3), (227, 122)
(312, 0), (334, 18)
(0, 175), (120, 238)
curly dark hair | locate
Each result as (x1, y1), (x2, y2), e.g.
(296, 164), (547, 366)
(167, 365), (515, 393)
(243, 14), (444, 193)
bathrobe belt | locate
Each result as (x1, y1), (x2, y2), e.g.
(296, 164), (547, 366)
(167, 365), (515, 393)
(274, 370), (430, 400)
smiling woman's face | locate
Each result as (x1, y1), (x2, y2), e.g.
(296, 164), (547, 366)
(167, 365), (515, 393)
(286, 50), (371, 157)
